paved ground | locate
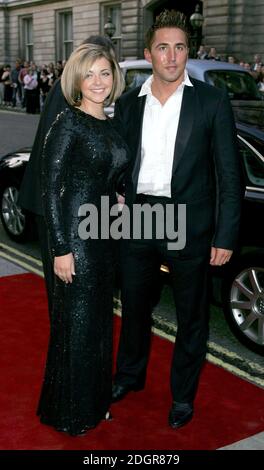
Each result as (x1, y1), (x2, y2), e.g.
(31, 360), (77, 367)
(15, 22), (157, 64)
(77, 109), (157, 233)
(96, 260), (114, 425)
(0, 257), (26, 276)
(0, 108), (39, 155)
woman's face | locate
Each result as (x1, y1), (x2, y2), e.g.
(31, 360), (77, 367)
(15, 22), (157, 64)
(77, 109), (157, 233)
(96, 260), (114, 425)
(80, 57), (113, 105)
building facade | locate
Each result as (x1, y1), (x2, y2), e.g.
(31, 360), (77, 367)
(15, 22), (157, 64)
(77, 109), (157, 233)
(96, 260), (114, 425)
(0, 0), (263, 66)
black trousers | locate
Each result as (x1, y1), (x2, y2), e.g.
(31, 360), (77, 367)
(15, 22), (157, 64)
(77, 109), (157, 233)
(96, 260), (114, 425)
(35, 215), (54, 318)
(115, 236), (210, 404)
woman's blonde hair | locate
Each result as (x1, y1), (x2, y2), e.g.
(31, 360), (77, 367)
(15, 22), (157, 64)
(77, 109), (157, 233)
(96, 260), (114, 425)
(61, 43), (124, 106)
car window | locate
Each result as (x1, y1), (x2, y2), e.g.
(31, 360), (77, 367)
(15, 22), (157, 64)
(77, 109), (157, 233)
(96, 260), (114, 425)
(124, 69), (152, 92)
(205, 70), (262, 100)
(238, 139), (264, 186)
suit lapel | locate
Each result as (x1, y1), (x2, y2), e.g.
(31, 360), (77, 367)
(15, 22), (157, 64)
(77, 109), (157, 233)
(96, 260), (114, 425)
(131, 94), (146, 188)
(172, 85), (195, 174)
(130, 94), (146, 146)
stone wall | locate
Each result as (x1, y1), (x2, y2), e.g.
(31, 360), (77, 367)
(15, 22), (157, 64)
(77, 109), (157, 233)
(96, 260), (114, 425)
(0, 6), (8, 64)
(0, 0), (101, 64)
(203, 0), (264, 62)
(121, 0), (141, 60)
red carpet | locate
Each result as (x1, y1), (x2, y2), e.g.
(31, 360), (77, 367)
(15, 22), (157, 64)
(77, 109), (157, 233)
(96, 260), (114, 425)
(1, 273), (264, 450)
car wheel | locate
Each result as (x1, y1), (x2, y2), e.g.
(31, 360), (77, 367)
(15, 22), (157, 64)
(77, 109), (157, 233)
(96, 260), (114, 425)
(222, 256), (264, 355)
(0, 182), (32, 242)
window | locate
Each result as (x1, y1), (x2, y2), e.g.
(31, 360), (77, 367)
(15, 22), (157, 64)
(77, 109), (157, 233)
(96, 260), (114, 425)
(56, 10), (73, 61)
(20, 16), (33, 62)
(239, 138), (264, 187)
(205, 70), (262, 101)
(124, 68), (152, 92)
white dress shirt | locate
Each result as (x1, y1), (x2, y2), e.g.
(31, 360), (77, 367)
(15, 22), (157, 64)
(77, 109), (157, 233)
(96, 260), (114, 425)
(137, 71), (193, 197)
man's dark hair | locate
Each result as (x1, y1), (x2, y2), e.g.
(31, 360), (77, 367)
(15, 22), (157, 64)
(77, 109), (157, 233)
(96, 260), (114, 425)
(145, 10), (189, 50)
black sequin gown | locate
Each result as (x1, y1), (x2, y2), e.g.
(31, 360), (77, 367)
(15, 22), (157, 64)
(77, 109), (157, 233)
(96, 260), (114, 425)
(37, 106), (129, 436)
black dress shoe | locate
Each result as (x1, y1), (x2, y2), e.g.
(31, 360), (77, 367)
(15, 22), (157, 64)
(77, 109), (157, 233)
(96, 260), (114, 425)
(112, 383), (143, 403)
(168, 402), (193, 429)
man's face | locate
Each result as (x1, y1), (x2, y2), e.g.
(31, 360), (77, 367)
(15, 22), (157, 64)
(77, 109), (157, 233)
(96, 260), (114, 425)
(144, 27), (188, 86)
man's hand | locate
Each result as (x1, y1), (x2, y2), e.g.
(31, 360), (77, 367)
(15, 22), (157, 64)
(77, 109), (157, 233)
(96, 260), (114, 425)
(210, 247), (233, 266)
(54, 253), (75, 283)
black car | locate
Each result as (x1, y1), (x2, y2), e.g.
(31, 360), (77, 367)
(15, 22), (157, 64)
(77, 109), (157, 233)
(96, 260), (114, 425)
(107, 59), (264, 127)
(0, 148), (35, 242)
(221, 123), (264, 356)
(0, 124), (264, 355)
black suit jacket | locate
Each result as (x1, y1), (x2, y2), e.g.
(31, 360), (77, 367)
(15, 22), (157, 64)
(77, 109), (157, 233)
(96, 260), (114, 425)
(19, 79), (67, 216)
(114, 77), (242, 255)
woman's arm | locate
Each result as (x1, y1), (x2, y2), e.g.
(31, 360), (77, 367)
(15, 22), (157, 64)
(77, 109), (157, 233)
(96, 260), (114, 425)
(41, 109), (76, 282)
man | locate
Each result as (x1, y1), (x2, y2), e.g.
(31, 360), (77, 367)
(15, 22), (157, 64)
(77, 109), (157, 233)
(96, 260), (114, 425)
(18, 35), (115, 314)
(196, 45), (208, 60)
(112, 10), (242, 429)
(251, 53), (262, 71)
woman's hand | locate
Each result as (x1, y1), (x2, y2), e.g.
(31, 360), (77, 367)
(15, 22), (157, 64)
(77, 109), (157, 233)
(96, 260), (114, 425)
(54, 253), (75, 284)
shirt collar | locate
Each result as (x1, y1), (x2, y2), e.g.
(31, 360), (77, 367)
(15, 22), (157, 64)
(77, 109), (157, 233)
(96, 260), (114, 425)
(138, 69), (193, 98)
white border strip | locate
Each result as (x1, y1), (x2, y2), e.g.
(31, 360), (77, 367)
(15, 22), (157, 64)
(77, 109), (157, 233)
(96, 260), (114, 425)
(0, 251), (43, 277)
(0, 242), (43, 266)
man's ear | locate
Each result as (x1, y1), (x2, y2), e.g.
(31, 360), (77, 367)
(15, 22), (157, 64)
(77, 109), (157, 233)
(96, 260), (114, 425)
(144, 48), (152, 64)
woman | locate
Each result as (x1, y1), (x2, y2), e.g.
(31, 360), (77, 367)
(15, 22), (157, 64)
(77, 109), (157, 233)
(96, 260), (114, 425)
(37, 43), (129, 436)
(23, 67), (39, 114)
(2, 65), (13, 106)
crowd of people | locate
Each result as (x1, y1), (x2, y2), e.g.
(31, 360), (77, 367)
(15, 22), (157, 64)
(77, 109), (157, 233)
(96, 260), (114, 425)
(0, 59), (65, 113)
(1, 46), (263, 114)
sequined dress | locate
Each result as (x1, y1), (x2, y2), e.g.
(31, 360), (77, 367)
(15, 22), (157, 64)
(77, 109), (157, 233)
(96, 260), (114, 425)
(37, 106), (129, 436)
